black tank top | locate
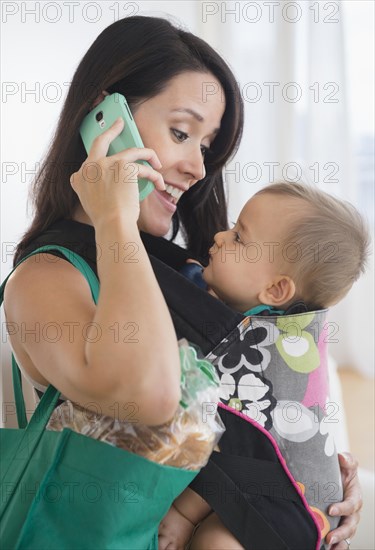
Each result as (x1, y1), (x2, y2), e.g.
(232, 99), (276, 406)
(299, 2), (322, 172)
(18, 219), (98, 274)
(18, 218), (200, 275)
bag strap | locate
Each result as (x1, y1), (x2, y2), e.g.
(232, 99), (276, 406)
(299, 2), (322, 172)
(12, 354), (27, 428)
(0, 245), (100, 428)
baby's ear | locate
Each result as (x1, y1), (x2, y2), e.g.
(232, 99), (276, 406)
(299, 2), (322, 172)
(258, 276), (296, 306)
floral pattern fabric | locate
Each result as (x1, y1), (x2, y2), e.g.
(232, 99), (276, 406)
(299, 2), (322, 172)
(206, 311), (343, 544)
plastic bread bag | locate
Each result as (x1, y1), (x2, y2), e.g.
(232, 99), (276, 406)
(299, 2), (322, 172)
(47, 338), (225, 470)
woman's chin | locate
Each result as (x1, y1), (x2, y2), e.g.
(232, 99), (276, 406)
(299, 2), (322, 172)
(138, 218), (171, 237)
(138, 197), (174, 237)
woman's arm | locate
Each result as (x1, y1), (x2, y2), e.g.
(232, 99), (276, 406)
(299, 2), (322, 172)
(84, 217), (182, 423)
(325, 453), (363, 549)
(4, 119), (181, 426)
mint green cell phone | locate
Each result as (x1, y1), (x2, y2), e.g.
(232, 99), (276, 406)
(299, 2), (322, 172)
(79, 92), (155, 201)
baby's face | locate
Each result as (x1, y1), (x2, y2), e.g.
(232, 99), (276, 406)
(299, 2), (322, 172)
(202, 193), (302, 312)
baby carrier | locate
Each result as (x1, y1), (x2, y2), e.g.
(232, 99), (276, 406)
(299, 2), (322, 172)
(143, 233), (343, 550)
(11, 223), (342, 550)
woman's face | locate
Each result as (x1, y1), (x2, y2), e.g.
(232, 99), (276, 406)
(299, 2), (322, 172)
(133, 71), (226, 236)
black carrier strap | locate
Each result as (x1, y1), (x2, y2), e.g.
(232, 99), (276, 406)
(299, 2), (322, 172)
(190, 407), (319, 550)
(191, 454), (291, 550)
(147, 255), (243, 354)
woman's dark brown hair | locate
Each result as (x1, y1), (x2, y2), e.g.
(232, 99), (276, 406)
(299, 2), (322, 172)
(13, 15), (244, 265)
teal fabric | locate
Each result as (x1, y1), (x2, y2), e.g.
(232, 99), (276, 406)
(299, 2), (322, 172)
(243, 304), (285, 316)
(0, 245), (197, 549)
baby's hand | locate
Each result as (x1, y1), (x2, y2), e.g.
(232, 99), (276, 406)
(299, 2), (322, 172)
(158, 503), (196, 550)
(186, 258), (204, 268)
(185, 259), (220, 298)
(180, 259), (207, 290)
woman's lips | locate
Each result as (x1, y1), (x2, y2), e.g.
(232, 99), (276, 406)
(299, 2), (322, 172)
(154, 189), (177, 213)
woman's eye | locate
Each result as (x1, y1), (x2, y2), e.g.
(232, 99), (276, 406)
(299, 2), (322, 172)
(233, 231), (242, 243)
(201, 145), (211, 157)
(171, 129), (188, 142)
(171, 129), (211, 158)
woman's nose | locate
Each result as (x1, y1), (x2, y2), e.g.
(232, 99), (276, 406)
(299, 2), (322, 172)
(181, 148), (206, 186)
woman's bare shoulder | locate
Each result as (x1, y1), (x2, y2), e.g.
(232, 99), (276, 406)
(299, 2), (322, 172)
(3, 253), (97, 399)
(4, 253), (94, 310)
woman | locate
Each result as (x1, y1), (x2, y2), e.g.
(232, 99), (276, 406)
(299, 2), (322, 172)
(5, 15), (361, 549)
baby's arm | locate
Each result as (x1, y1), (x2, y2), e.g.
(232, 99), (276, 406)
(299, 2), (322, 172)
(158, 487), (212, 550)
(174, 486), (212, 525)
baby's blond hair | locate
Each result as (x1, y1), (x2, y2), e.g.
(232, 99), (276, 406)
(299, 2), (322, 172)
(254, 182), (371, 309)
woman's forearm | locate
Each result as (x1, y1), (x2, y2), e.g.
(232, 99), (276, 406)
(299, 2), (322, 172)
(85, 217), (181, 423)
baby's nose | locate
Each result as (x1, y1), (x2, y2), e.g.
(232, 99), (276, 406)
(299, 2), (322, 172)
(214, 231), (226, 247)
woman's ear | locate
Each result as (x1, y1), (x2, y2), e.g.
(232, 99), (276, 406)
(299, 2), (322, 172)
(90, 90), (109, 111)
(258, 276), (296, 306)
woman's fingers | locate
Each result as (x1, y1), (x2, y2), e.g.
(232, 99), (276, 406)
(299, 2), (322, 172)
(109, 146), (163, 171)
(325, 511), (360, 549)
(76, 115), (164, 190)
(86, 117), (163, 175)
(330, 453), (363, 515)
(112, 160), (165, 191)
(338, 452), (359, 477)
(330, 493), (360, 517)
(325, 452), (362, 548)
(88, 117), (125, 161)
(87, 116), (163, 170)
(70, 116), (165, 225)
(71, 154), (164, 194)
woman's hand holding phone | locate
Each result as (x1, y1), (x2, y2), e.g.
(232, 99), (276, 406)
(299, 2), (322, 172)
(70, 117), (165, 227)
(68, 117), (181, 427)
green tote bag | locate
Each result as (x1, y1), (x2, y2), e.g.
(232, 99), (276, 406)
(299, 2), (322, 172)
(0, 245), (198, 549)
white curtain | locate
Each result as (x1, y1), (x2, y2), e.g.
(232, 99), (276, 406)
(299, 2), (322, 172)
(196, 0), (374, 377)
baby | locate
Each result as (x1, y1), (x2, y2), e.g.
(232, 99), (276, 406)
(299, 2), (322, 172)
(158, 182), (371, 550)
